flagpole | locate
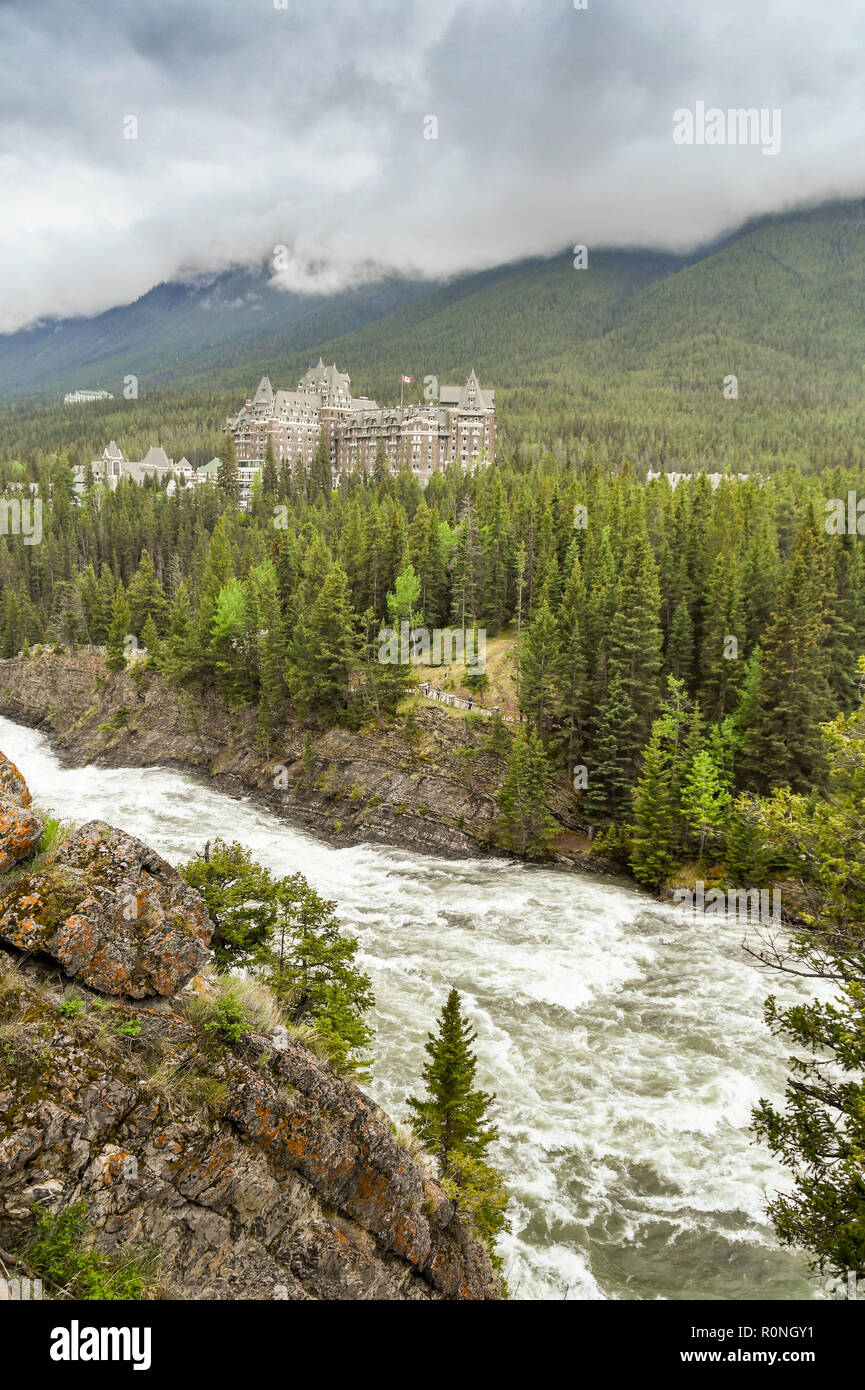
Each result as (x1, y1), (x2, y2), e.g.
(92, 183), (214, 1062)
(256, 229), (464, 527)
(400, 373), (404, 409)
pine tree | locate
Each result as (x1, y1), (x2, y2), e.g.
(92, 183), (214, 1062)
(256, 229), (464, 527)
(218, 432), (240, 504)
(407, 988), (498, 1168)
(497, 725), (556, 856)
(127, 549), (169, 638)
(680, 748), (732, 862)
(105, 585), (132, 672)
(743, 526), (834, 791)
(629, 722), (679, 888)
(287, 563), (358, 722)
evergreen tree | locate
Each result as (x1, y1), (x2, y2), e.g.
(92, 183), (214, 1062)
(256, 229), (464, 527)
(218, 431), (240, 504)
(743, 526), (834, 791)
(497, 725), (556, 856)
(141, 613), (162, 667)
(261, 436), (279, 497)
(630, 722), (679, 888)
(162, 581), (199, 685)
(407, 988), (498, 1167)
(680, 748), (732, 861)
(667, 597), (694, 685)
(287, 563), (358, 722)
(105, 585), (132, 672)
(519, 597), (560, 742)
(127, 549), (169, 637)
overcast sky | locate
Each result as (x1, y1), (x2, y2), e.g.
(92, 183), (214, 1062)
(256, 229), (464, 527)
(0, 0), (863, 332)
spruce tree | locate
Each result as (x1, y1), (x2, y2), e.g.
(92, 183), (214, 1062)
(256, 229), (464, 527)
(407, 988), (498, 1168)
(218, 432), (240, 504)
(680, 748), (732, 862)
(743, 526), (834, 791)
(261, 436), (279, 497)
(127, 549), (169, 637)
(105, 585), (132, 672)
(629, 722), (679, 888)
(141, 613), (162, 667)
(163, 581), (199, 685)
(519, 597), (560, 742)
(497, 725), (556, 856)
(287, 563), (359, 722)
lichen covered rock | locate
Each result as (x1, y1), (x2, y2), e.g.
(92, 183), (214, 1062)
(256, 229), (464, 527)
(0, 798), (44, 873)
(0, 951), (502, 1301)
(0, 820), (211, 998)
(0, 751), (33, 807)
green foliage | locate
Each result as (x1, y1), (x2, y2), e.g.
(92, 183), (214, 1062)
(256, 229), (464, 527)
(746, 665), (865, 1280)
(180, 841), (373, 1074)
(20, 1203), (159, 1300)
(180, 841), (279, 969)
(407, 988), (498, 1167)
(204, 991), (250, 1044)
(440, 1149), (511, 1254)
(407, 988), (509, 1258)
(497, 725), (556, 857)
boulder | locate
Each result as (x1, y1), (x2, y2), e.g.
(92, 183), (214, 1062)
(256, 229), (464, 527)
(0, 799), (44, 874)
(0, 751), (33, 807)
(0, 820), (212, 998)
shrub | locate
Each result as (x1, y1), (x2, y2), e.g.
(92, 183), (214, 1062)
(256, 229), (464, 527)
(204, 991), (250, 1044)
(20, 1203), (160, 1300)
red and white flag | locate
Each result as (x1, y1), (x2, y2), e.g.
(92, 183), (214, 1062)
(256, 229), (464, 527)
(401, 374), (413, 383)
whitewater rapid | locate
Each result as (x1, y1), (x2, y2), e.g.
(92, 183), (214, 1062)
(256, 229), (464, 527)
(0, 715), (820, 1301)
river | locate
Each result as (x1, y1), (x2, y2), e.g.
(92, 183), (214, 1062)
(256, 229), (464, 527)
(0, 714), (821, 1301)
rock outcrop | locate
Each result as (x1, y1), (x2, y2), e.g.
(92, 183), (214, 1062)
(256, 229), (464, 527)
(0, 753), (502, 1301)
(0, 821), (212, 998)
(0, 648), (604, 869)
(0, 800), (44, 874)
(0, 752), (32, 808)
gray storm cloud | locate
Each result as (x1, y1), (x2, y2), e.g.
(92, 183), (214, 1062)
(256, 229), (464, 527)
(0, 0), (863, 332)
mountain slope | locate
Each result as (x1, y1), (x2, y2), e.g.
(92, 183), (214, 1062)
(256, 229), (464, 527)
(0, 268), (435, 401)
(2, 198), (865, 474)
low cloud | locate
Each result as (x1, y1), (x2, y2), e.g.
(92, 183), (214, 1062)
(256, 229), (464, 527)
(0, 0), (863, 332)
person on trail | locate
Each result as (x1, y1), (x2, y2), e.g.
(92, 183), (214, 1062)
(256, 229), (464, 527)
(467, 695), (473, 709)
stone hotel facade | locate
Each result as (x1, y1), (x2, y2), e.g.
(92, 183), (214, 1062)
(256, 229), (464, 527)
(228, 361), (496, 483)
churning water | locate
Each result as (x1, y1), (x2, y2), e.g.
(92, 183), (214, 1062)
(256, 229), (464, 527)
(0, 715), (820, 1301)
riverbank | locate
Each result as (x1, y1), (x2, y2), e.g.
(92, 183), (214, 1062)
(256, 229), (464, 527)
(0, 650), (619, 875)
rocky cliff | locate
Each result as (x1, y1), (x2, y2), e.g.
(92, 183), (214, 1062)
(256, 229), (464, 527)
(0, 649), (597, 867)
(0, 752), (502, 1301)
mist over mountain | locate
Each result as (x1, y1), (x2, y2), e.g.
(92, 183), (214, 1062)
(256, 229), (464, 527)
(2, 198), (865, 417)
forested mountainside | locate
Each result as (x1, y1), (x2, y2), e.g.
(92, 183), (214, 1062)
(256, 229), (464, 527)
(3, 199), (865, 473)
